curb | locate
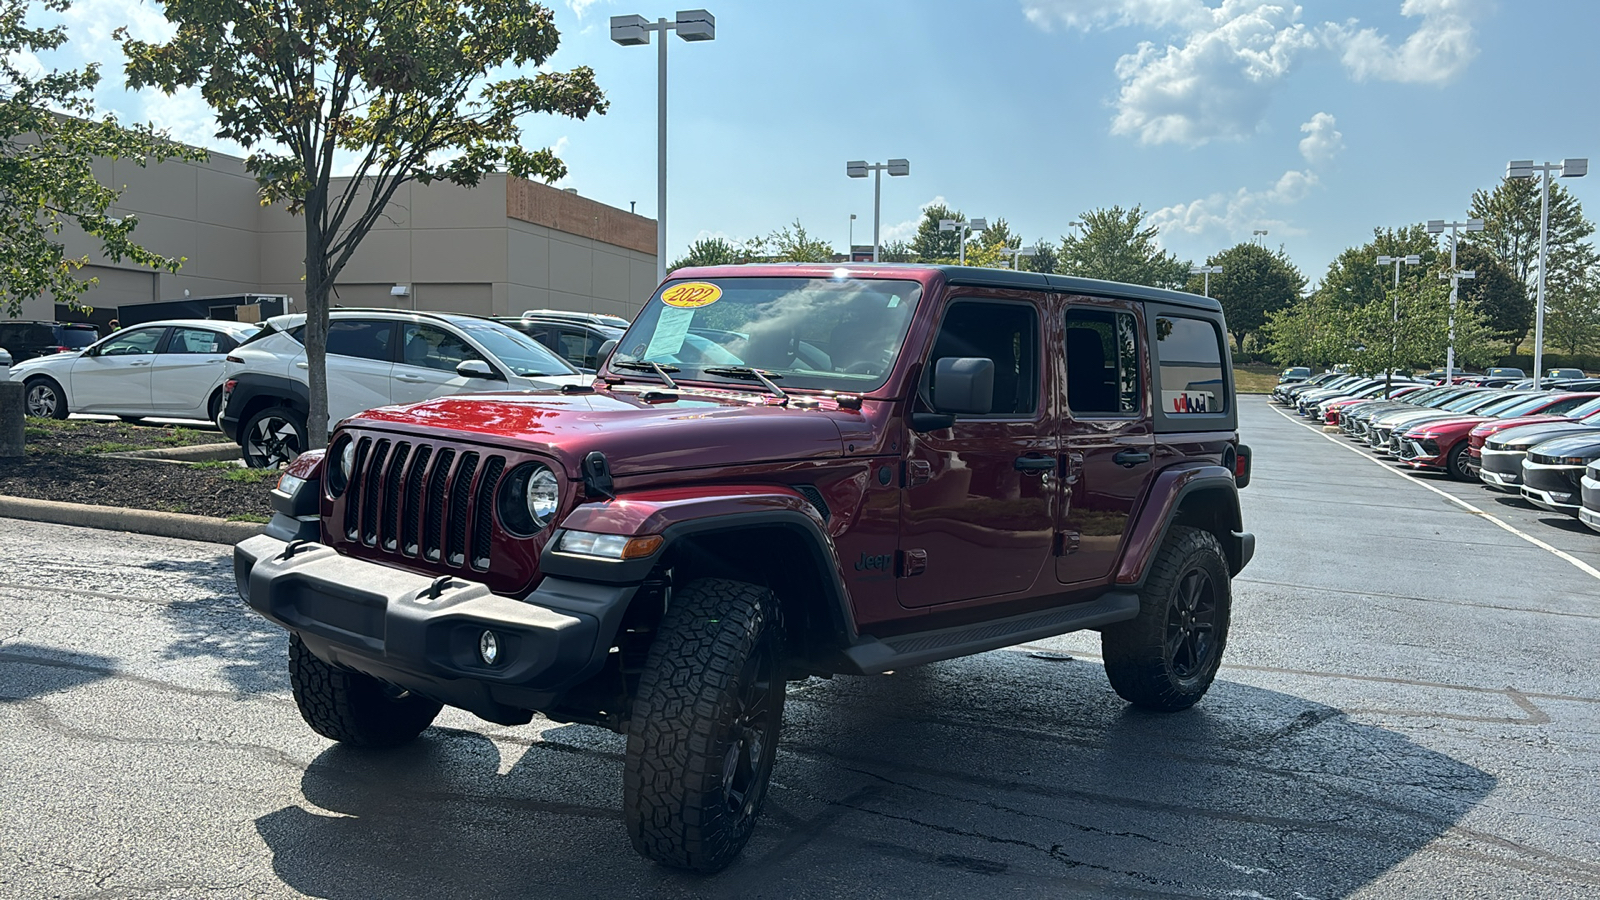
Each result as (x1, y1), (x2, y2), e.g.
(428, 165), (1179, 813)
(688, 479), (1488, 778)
(0, 495), (265, 545)
(101, 442), (241, 463)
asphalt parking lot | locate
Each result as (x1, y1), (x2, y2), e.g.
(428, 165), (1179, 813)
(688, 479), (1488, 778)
(2, 397), (1598, 898)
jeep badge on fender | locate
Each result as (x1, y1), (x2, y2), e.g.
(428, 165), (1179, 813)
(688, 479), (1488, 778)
(235, 263), (1253, 873)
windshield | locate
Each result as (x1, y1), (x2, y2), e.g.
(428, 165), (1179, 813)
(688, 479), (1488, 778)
(1476, 394), (1536, 416)
(449, 319), (578, 377)
(613, 276), (923, 392)
(59, 328), (99, 348)
(1496, 396), (1559, 417)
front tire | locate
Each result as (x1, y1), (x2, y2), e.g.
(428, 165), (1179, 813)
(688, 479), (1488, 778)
(288, 634), (441, 747)
(624, 578), (786, 873)
(1446, 442), (1471, 480)
(242, 405), (307, 468)
(24, 377), (69, 419)
(1102, 525), (1231, 712)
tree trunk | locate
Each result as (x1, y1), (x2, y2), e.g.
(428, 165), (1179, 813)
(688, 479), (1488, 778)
(304, 213), (331, 450)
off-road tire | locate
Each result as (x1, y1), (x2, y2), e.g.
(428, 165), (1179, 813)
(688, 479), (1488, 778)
(118, 416), (145, 424)
(1446, 442), (1471, 481)
(1102, 525), (1231, 712)
(24, 377), (69, 419)
(624, 578), (786, 873)
(242, 405), (307, 468)
(288, 634), (441, 747)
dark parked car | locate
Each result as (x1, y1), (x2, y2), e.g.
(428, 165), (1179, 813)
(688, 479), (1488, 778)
(1521, 432), (1600, 515)
(1479, 415), (1600, 492)
(1278, 366), (1312, 384)
(498, 310), (626, 373)
(0, 320), (100, 362)
(234, 263), (1254, 872)
(1546, 368), (1587, 381)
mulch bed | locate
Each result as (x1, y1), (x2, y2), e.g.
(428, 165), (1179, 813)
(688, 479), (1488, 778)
(3, 419), (278, 521)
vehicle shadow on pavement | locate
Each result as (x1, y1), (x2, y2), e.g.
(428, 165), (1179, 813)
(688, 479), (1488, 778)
(0, 643), (116, 703)
(144, 557), (290, 695)
(250, 651), (1499, 899)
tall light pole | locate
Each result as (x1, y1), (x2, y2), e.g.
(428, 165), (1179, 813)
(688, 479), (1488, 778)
(1507, 158), (1588, 388)
(999, 246), (1035, 269)
(848, 213), (856, 258)
(1252, 229), (1269, 246)
(1426, 218), (1485, 384)
(611, 9), (716, 285)
(1189, 264), (1222, 298)
(1375, 254), (1421, 395)
(939, 217), (986, 265)
(846, 158), (910, 262)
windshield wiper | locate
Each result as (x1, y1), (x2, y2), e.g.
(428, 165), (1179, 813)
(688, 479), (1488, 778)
(701, 366), (788, 403)
(612, 359), (679, 389)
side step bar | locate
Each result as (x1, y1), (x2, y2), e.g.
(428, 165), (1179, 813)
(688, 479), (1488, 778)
(835, 591), (1140, 675)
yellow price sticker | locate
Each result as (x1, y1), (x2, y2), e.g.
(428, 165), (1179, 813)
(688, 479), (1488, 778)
(661, 282), (723, 309)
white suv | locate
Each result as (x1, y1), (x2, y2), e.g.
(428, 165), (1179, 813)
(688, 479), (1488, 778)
(220, 310), (587, 467)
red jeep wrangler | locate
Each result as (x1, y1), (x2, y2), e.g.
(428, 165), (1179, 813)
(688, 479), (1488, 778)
(235, 264), (1253, 871)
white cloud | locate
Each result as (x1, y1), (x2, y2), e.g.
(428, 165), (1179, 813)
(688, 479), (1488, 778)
(1149, 168), (1314, 242)
(1297, 111), (1343, 165)
(1330, 0), (1480, 84)
(1023, 1), (1486, 146)
(878, 195), (950, 245)
(566, 0), (606, 19)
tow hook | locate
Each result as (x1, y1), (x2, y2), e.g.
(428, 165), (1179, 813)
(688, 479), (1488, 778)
(421, 575), (455, 601)
(276, 539), (312, 561)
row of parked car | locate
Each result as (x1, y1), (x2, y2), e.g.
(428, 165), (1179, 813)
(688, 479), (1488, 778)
(4, 309), (627, 466)
(1274, 371), (1600, 534)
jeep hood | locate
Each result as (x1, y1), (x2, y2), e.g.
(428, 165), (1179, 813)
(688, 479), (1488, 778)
(348, 389), (851, 477)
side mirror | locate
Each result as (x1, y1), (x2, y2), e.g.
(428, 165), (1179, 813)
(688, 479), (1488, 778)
(456, 359), (500, 380)
(932, 357), (994, 415)
(596, 338), (618, 369)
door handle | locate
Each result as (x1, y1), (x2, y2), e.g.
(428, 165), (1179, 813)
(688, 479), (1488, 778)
(129, 361), (151, 366)
(295, 361), (308, 369)
(1014, 455), (1055, 473)
(395, 374), (424, 383)
(1113, 449), (1151, 468)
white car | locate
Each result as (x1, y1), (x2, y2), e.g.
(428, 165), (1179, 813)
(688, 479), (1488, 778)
(220, 310), (589, 467)
(9, 318), (262, 422)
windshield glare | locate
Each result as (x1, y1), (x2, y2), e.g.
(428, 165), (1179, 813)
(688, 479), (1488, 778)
(451, 319), (577, 377)
(614, 276), (923, 392)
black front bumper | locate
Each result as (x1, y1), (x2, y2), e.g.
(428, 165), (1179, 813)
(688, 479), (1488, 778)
(235, 534), (639, 724)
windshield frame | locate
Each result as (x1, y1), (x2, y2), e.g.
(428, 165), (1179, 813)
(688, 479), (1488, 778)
(609, 275), (926, 394)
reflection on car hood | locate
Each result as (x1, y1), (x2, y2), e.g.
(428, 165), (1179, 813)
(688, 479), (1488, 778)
(1527, 432), (1600, 460)
(1488, 421), (1600, 450)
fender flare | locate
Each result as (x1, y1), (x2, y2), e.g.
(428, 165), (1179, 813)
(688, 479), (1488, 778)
(1115, 464), (1251, 588)
(221, 373), (310, 440)
(537, 487), (859, 648)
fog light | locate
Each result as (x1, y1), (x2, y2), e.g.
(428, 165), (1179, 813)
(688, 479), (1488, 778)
(479, 630), (500, 665)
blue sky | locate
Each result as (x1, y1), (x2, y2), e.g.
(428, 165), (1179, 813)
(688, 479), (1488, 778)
(25, 0), (1600, 285)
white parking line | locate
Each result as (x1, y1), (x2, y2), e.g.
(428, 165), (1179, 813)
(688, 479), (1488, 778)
(1266, 403), (1600, 583)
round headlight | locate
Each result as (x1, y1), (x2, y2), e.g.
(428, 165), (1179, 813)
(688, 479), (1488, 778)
(526, 466), (560, 525)
(327, 436), (355, 497)
(341, 440), (356, 481)
(499, 463), (560, 536)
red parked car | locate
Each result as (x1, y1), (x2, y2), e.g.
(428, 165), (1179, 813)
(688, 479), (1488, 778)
(1466, 395), (1600, 472)
(1396, 393), (1600, 479)
(1322, 385), (1426, 425)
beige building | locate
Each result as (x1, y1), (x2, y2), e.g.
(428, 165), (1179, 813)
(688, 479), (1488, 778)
(10, 148), (659, 324)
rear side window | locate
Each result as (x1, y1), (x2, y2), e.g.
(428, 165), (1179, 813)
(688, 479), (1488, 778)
(1155, 316), (1227, 415)
(326, 320), (395, 361)
(1065, 308), (1141, 415)
(59, 327), (100, 348)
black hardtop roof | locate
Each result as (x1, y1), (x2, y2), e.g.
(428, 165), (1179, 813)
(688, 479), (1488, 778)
(677, 263), (1222, 314)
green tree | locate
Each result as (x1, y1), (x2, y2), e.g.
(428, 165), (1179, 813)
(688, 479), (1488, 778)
(1185, 242), (1305, 352)
(1055, 205), (1189, 289)
(668, 236), (748, 273)
(909, 203), (963, 263)
(1022, 238), (1057, 274)
(759, 219), (834, 262)
(1, 0), (203, 316)
(1463, 177), (1595, 348)
(121, 0), (605, 447)
(878, 239), (916, 263)
(1448, 243), (1527, 345)
(1546, 262), (1600, 354)
(1310, 225), (1438, 316)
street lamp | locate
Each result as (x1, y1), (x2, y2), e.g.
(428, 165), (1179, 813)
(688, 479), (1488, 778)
(610, 9), (717, 285)
(1252, 229), (1269, 245)
(999, 246), (1035, 270)
(1375, 254), (1421, 395)
(846, 158), (910, 262)
(1426, 218), (1485, 384)
(1189, 264), (1222, 298)
(1506, 157), (1588, 388)
(848, 213), (856, 259)
(939, 217), (986, 265)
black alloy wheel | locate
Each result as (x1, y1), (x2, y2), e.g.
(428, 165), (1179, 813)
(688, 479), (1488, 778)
(24, 377), (69, 419)
(242, 405), (307, 468)
(1164, 568), (1218, 680)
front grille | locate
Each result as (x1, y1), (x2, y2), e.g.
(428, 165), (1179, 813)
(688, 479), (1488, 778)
(340, 437), (505, 572)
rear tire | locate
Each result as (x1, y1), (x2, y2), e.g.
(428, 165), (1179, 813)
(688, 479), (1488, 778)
(288, 634), (441, 747)
(24, 377), (69, 419)
(118, 416), (145, 424)
(1102, 525), (1231, 712)
(624, 577), (786, 873)
(242, 405), (307, 468)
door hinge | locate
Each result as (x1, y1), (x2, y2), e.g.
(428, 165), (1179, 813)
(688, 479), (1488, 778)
(1054, 532), (1081, 556)
(897, 548), (927, 577)
(905, 459), (931, 487)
